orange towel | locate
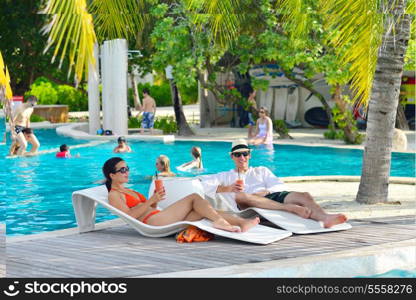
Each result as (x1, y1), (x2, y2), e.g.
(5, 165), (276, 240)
(176, 225), (214, 243)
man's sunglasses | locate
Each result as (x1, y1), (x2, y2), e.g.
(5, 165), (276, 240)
(114, 166), (130, 174)
(232, 152), (250, 157)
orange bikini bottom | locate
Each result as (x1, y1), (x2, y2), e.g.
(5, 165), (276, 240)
(142, 210), (161, 224)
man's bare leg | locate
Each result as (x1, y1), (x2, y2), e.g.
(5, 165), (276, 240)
(27, 134), (40, 153)
(235, 192), (311, 218)
(15, 133), (28, 156)
(284, 192), (347, 228)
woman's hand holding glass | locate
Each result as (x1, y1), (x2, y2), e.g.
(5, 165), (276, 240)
(150, 188), (166, 205)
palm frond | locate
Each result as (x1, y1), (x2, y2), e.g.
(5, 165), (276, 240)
(185, 0), (247, 47)
(4, 67), (13, 100)
(89, 0), (147, 42)
(320, 0), (384, 105)
(42, 0), (97, 83)
(0, 52), (5, 87)
(0, 52), (13, 100)
(276, 0), (314, 39)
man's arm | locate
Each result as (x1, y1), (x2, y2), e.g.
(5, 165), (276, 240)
(262, 167), (286, 193)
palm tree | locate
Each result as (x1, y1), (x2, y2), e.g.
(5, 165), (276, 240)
(355, 1), (412, 203)
(318, 0), (412, 203)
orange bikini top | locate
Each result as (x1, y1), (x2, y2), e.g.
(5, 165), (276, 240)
(112, 188), (147, 208)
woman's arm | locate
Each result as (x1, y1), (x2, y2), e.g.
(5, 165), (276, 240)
(264, 117), (273, 142)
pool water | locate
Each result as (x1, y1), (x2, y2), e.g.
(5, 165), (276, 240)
(1, 126), (415, 236)
(361, 269), (416, 278)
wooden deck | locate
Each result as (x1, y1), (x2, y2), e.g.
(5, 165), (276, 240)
(5, 216), (416, 277)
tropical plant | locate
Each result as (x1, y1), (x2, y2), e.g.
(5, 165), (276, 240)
(41, 0), (195, 135)
(30, 114), (46, 122)
(0, 0), (73, 94)
(26, 77), (88, 111)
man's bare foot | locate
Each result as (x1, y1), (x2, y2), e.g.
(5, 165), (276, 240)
(323, 214), (347, 228)
(285, 204), (311, 219)
(239, 216), (260, 232)
(213, 219), (241, 232)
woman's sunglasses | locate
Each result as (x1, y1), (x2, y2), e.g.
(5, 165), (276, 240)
(114, 166), (130, 174)
(232, 152), (250, 158)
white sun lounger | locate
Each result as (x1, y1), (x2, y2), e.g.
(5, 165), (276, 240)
(214, 194), (352, 234)
(148, 178), (351, 234)
(72, 185), (292, 245)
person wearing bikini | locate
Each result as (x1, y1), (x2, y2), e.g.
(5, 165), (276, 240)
(102, 157), (260, 232)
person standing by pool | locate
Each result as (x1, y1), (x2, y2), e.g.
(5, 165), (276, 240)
(199, 139), (348, 228)
(113, 136), (132, 153)
(103, 157), (259, 232)
(140, 88), (156, 134)
(248, 106), (273, 146)
(11, 95), (40, 156)
(177, 146), (203, 171)
(156, 155), (176, 177)
(247, 90), (258, 139)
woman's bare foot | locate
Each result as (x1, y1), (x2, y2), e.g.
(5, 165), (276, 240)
(239, 216), (260, 232)
(323, 214), (348, 228)
(213, 218), (241, 232)
(285, 204), (312, 219)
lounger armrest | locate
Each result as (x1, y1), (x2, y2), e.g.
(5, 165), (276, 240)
(72, 193), (97, 233)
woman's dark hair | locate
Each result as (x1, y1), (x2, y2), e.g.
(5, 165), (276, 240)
(60, 144), (69, 152)
(102, 157), (124, 191)
(142, 88), (150, 95)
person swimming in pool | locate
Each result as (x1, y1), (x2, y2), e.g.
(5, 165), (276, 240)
(177, 146), (203, 171)
(113, 136), (132, 153)
(102, 157), (259, 232)
(155, 155), (176, 177)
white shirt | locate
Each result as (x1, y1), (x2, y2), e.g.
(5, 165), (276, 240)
(199, 166), (286, 211)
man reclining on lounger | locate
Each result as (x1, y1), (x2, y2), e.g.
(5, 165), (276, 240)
(199, 139), (347, 228)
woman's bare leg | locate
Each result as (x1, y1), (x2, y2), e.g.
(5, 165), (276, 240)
(184, 210), (260, 232)
(146, 193), (241, 232)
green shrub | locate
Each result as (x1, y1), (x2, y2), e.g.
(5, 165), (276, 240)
(30, 114), (46, 122)
(154, 115), (177, 134)
(130, 80), (198, 109)
(56, 84), (88, 111)
(26, 77), (88, 111)
(128, 116), (142, 128)
(128, 115), (177, 134)
(137, 82), (171, 107)
(177, 81), (198, 105)
(273, 120), (292, 139)
(26, 81), (58, 105)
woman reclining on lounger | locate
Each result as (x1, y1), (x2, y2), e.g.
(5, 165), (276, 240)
(103, 157), (259, 232)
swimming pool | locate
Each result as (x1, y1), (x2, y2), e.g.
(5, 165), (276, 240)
(1, 127), (415, 236)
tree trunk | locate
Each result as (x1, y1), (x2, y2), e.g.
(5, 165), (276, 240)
(129, 72), (141, 110)
(395, 103), (409, 129)
(168, 79), (194, 136)
(357, 0), (411, 204)
(332, 84), (358, 143)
